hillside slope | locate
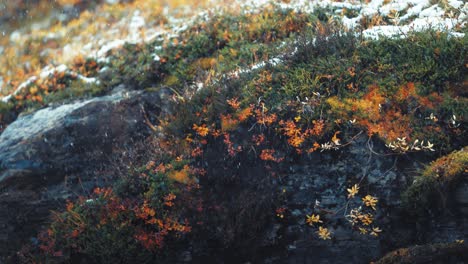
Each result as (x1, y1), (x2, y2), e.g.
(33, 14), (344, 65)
(0, 0), (467, 263)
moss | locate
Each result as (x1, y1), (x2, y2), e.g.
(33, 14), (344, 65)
(402, 148), (468, 217)
(0, 101), (14, 116)
(21, 79), (105, 113)
(101, 5), (318, 92)
(44, 80), (105, 104)
(103, 42), (163, 89)
(0, 101), (16, 131)
(357, 30), (467, 95)
(421, 147), (468, 181)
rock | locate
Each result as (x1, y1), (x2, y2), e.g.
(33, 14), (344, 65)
(179, 251), (192, 262)
(265, 136), (468, 263)
(274, 136), (408, 263)
(375, 242), (468, 264)
(261, 224), (282, 247)
(0, 89), (166, 258)
(454, 179), (468, 215)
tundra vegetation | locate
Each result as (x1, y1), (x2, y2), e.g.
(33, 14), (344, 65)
(0, 0), (466, 263)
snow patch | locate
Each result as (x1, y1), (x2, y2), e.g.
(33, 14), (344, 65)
(400, 0), (430, 21)
(78, 76), (99, 84)
(448, 0), (463, 9)
(419, 4), (445, 18)
(363, 17), (462, 39)
(96, 39), (126, 58)
(379, 1), (409, 16)
(1, 76), (38, 103)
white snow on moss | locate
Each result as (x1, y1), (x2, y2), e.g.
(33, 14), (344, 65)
(448, 0), (463, 9)
(1, 76), (37, 103)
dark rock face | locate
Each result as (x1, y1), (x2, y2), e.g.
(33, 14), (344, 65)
(0, 89), (164, 258)
(455, 179), (468, 215)
(264, 137), (468, 264)
(375, 242), (468, 264)
(266, 137), (403, 263)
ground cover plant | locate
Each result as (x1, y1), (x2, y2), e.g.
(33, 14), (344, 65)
(1, 0), (467, 263)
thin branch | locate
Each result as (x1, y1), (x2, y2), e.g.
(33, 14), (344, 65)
(140, 105), (160, 133)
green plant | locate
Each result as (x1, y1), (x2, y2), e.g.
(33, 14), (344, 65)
(402, 148), (468, 217)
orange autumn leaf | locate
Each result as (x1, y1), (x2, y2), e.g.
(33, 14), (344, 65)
(259, 149), (284, 163)
(226, 97), (240, 110)
(331, 131), (341, 145)
(237, 106), (253, 122)
(193, 124), (210, 137)
(220, 114), (240, 132)
(70, 229), (80, 238)
(164, 193), (176, 207)
(307, 142), (320, 153)
(396, 82), (416, 101)
(310, 119), (325, 136)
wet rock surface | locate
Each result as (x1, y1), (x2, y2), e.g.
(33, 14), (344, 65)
(0, 89), (164, 258)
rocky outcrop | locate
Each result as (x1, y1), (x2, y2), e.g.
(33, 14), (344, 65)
(261, 137), (468, 263)
(0, 88), (166, 258)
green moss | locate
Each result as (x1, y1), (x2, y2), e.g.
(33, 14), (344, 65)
(0, 101), (14, 115)
(357, 30), (467, 95)
(0, 101), (16, 131)
(103, 42), (162, 89)
(402, 148), (468, 216)
(45, 80), (105, 104)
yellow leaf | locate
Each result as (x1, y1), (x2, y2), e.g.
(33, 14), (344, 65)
(317, 226), (331, 240)
(306, 214), (323, 226)
(359, 227), (368, 235)
(370, 227), (382, 237)
(29, 86), (38, 95)
(332, 131), (341, 145)
(361, 214), (374, 226)
(362, 195), (378, 210)
(347, 184), (359, 199)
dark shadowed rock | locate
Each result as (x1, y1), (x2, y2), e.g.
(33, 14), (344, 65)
(264, 137), (468, 264)
(454, 179), (468, 215)
(375, 242), (468, 264)
(0, 89), (166, 258)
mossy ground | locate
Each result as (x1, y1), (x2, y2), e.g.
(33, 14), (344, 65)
(402, 147), (468, 217)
